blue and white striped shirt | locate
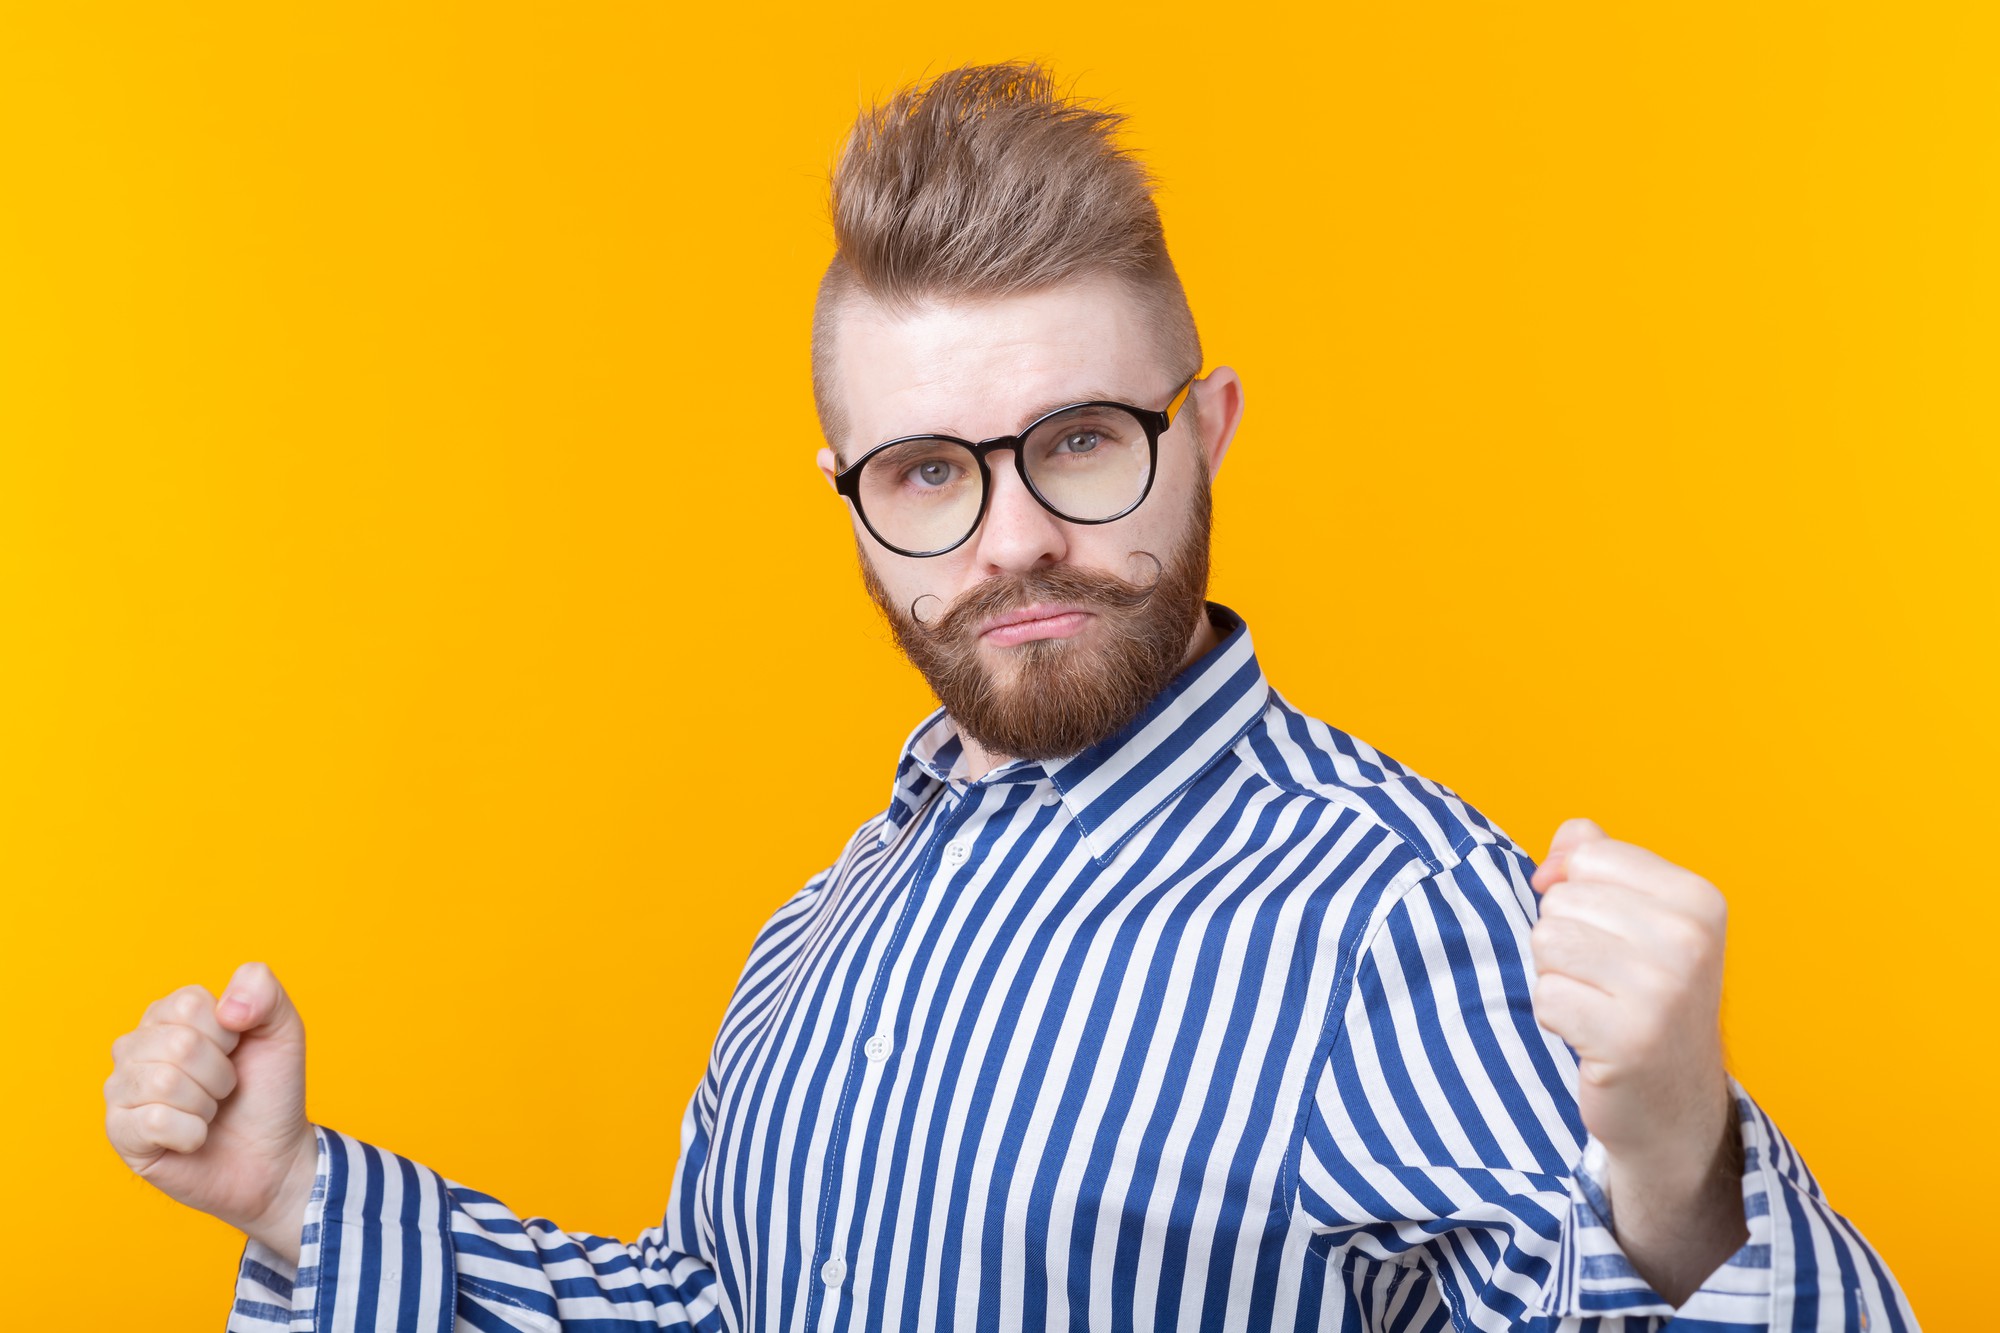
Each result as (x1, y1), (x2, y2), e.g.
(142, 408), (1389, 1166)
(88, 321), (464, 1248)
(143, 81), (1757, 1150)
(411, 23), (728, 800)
(229, 605), (1913, 1331)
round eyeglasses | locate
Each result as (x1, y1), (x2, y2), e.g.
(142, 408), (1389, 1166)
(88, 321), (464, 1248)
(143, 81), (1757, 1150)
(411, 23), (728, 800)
(832, 375), (1198, 558)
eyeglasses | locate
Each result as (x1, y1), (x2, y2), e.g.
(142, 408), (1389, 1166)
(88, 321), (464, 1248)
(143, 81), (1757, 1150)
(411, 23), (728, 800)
(832, 374), (1198, 558)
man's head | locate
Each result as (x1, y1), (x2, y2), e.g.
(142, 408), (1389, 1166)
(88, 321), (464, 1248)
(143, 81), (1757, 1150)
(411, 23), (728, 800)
(813, 64), (1245, 764)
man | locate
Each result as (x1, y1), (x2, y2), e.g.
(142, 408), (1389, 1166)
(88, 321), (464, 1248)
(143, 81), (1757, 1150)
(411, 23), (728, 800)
(106, 64), (1911, 1330)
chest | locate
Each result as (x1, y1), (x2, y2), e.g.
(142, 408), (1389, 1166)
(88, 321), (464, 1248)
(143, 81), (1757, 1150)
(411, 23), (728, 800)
(693, 780), (1409, 1327)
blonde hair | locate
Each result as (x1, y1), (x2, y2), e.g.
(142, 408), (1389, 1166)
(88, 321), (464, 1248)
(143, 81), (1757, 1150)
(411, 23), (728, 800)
(811, 63), (1202, 451)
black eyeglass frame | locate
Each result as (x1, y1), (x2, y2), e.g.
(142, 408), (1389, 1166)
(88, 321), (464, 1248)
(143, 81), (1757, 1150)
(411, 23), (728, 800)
(832, 373), (1200, 558)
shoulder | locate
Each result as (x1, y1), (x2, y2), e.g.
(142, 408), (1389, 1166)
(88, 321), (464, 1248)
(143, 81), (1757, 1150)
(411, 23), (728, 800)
(745, 802), (896, 947)
(1233, 687), (1533, 882)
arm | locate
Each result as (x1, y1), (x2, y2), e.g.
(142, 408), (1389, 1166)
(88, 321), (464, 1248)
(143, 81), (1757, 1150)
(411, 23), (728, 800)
(229, 1109), (722, 1332)
(106, 961), (721, 1332)
(1529, 818), (1747, 1299)
(1291, 840), (1914, 1330)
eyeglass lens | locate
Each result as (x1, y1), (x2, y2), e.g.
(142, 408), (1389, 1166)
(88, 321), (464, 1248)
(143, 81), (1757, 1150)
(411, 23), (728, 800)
(856, 404), (1153, 554)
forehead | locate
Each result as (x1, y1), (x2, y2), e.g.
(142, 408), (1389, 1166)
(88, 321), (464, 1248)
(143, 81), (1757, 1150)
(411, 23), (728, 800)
(832, 274), (1166, 448)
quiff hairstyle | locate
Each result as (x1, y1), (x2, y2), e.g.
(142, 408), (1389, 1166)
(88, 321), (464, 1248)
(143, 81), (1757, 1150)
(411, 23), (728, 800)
(812, 63), (1203, 455)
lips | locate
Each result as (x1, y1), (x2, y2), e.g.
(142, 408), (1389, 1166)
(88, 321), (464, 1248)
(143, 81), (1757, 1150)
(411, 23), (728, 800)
(978, 604), (1095, 647)
(979, 603), (1089, 634)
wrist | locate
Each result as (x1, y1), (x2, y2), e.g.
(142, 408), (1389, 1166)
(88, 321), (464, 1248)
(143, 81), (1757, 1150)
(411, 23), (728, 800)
(1602, 1076), (1737, 1205)
(242, 1125), (320, 1266)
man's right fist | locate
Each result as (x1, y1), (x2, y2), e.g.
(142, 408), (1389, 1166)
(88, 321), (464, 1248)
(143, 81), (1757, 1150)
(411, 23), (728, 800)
(104, 961), (319, 1265)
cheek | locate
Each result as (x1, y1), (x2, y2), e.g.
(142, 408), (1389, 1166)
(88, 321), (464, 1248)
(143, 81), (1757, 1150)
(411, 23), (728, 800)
(1116, 471), (1199, 551)
(862, 546), (977, 611)
(1159, 432), (1210, 492)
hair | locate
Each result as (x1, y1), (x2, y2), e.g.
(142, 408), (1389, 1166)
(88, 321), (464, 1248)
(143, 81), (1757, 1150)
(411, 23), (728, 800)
(811, 62), (1203, 453)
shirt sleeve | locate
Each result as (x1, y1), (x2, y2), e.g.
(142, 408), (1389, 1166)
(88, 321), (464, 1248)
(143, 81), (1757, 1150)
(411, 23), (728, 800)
(1292, 839), (1917, 1331)
(225, 1089), (723, 1332)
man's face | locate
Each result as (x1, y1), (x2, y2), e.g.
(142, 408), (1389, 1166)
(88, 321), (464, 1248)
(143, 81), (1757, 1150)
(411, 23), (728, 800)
(816, 274), (1231, 763)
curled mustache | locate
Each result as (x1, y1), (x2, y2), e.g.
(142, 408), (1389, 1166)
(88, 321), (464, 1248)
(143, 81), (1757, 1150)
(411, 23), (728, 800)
(911, 552), (1163, 630)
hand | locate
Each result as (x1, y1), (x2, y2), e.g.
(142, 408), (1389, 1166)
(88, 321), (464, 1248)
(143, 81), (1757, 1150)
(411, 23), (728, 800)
(104, 961), (319, 1264)
(1529, 818), (1747, 1303)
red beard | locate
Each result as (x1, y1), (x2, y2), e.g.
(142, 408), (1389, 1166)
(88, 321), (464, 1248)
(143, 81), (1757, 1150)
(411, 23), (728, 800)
(861, 476), (1212, 763)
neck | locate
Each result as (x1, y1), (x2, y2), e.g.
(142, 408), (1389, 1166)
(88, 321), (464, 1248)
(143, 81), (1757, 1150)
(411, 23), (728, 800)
(959, 606), (1221, 782)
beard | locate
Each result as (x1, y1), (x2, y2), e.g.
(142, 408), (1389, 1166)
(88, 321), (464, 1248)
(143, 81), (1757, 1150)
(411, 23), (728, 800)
(860, 475), (1213, 763)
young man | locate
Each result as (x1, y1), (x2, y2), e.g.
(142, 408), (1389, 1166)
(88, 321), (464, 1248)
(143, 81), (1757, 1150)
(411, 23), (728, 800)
(106, 64), (1912, 1331)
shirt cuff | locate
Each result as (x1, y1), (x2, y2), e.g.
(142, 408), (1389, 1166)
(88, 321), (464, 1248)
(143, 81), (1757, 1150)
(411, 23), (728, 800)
(1536, 1078), (1777, 1323)
(226, 1125), (458, 1332)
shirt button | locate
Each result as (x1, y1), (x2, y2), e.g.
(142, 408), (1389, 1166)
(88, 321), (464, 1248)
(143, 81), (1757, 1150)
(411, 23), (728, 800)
(942, 840), (970, 867)
(864, 1032), (894, 1062)
(821, 1257), (847, 1285)
(1041, 788), (1062, 806)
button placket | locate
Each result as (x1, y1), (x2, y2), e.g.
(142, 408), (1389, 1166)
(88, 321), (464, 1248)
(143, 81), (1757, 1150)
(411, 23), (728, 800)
(805, 792), (974, 1328)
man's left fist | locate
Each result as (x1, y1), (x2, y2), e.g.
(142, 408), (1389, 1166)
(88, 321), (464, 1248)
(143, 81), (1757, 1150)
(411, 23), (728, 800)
(1528, 818), (1733, 1186)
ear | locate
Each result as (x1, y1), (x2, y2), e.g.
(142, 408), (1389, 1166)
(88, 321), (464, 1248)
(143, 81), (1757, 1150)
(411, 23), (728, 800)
(816, 445), (840, 491)
(1190, 367), (1245, 478)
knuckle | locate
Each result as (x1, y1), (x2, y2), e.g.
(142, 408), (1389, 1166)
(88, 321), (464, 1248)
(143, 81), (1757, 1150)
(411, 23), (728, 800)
(139, 1103), (176, 1138)
(1567, 843), (1609, 880)
(166, 986), (211, 1021)
(1692, 883), (1728, 930)
(1541, 912), (1581, 942)
(161, 1025), (200, 1066)
(1529, 935), (1554, 973)
(1630, 959), (1681, 1003)
(1583, 1057), (1636, 1091)
(142, 1063), (181, 1100)
(1658, 915), (1705, 959)
(1530, 975), (1556, 1014)
(1664, 868), (1707, 902)
(1531, 919), (1573, 965)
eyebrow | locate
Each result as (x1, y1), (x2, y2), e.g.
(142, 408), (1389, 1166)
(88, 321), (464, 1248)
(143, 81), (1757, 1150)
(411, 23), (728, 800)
(909, 388), (1133, 444)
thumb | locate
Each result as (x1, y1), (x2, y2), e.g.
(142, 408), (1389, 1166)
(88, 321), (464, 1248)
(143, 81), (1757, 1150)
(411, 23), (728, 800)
(215, 961), (302, 1040)
(1531, 816), (1611, 892)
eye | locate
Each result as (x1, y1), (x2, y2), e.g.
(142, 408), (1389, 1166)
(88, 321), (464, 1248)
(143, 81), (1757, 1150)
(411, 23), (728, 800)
(908, 458), (960, 487)
(1053, 431), (1101, 454)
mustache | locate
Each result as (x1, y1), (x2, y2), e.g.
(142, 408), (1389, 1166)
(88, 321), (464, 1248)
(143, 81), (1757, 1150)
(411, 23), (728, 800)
(916, 554), (1163, 632)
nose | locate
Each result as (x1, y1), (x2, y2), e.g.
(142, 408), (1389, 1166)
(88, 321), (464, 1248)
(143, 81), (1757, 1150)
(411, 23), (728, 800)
(969, 448), (1068, 575)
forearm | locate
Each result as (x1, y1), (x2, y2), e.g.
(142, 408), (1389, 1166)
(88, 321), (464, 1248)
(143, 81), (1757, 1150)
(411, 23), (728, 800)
(1600, 1084), (1748, 1307)
(230, 1125), (720, 1332)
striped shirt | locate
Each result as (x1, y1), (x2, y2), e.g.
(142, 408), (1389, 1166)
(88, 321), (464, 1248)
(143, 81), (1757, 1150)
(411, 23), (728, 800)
(229, 604), (1914, 1331)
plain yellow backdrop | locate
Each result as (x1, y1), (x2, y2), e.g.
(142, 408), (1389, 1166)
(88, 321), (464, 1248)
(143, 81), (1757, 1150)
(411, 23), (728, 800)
(3, 2), (1992, 1326)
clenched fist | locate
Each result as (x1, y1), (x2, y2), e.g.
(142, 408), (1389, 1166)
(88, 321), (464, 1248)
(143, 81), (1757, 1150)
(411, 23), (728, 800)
(104, 961), (319, 1265)
(1529, 818), (1747, 1304)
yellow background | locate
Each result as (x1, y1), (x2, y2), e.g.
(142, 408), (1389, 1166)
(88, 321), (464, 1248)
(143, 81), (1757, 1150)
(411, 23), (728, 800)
(3, 2), (1992, 1326)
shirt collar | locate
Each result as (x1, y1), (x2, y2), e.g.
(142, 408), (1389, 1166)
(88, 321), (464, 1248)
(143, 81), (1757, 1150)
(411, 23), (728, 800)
(881, 603), (1272, 863)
